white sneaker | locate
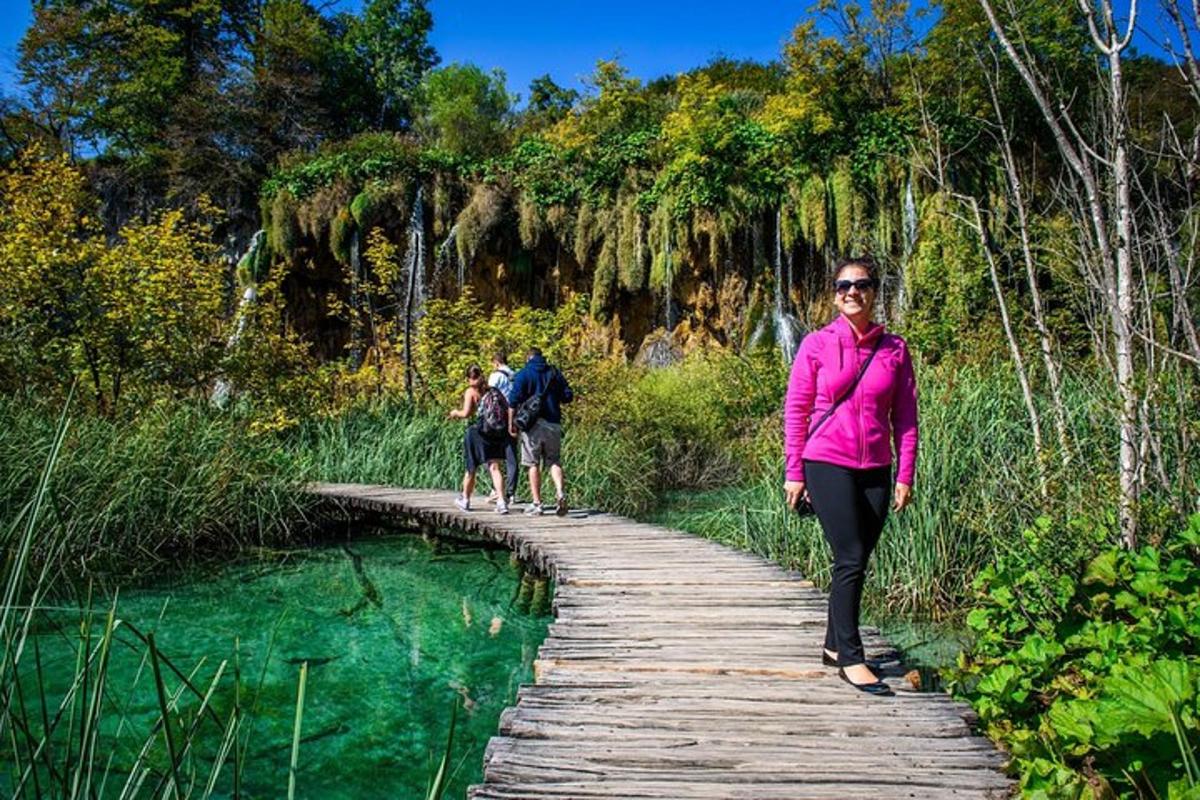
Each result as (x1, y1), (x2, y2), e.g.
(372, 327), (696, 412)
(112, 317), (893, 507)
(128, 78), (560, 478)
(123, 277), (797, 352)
(523, 502), (543, 516)
(496, 499), (509, 515)
(454, 496), (470, 512)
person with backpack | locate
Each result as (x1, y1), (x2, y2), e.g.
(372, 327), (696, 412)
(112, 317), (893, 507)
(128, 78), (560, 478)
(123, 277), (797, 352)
(784, 257), (918, 698)
(506, 347), (574, 516)
(448, 364), (510, 514)
(486, 352), (518, 506)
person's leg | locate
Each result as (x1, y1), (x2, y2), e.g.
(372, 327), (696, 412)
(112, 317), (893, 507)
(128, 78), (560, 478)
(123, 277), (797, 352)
(462, 470), (476, 498)
(487, 461), (508, 512)
(846, 466), (891, 649)
(528, 464), (542, 504)
(549, 464), (564, 498)
(504, 436), (519, 499)
(805, 461), (872, 673)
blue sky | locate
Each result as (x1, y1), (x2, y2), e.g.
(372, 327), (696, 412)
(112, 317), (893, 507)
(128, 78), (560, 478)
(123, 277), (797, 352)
(0, 0), (1194, 103)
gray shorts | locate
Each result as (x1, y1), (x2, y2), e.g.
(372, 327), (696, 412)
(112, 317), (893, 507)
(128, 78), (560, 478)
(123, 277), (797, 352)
(520, 420), (562, 468)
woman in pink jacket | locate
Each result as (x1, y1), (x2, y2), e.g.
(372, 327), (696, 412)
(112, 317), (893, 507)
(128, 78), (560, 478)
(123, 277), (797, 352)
(784, 257), (918, 697)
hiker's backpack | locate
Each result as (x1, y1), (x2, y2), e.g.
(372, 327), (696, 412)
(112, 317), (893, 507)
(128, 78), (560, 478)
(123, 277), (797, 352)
(476, 387), (510, 440)
(514, 369), (559, 432)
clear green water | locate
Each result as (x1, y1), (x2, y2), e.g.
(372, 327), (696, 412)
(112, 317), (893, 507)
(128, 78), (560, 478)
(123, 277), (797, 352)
(9, 532), (553, 799)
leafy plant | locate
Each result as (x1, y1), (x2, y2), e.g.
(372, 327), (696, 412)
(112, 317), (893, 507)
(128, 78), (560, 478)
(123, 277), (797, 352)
(948, 516), (1200, 798)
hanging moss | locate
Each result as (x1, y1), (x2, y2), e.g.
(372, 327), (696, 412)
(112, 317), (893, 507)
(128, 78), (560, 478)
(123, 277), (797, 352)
(647, 203), (672, 293)
(573, 204), (602, 267)
(873, 167), (895, 255)
(830, 159), (856, 255)
(518, 195), (544, 250)
(455, 183), (511, 267)
(330, 208), (355, 266)
(616, 196), (645, 292)
(268, 190), (301, 256)
(350, 187), (380, 228)
(799, 175), (827, 251)
(591, 235), (618, 316)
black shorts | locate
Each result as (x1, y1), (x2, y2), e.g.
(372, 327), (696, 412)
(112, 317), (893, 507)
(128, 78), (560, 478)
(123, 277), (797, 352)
(464, 425), (507, 472)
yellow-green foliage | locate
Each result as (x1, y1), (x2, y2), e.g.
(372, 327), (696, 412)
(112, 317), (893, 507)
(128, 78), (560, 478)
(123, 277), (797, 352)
(798, 174), (827, 250)
(414, 289), (584, 402)
(0, 150), (229, 409)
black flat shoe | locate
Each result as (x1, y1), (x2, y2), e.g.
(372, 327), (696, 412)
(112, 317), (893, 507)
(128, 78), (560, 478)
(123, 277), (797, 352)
(838, 667), (895, 696)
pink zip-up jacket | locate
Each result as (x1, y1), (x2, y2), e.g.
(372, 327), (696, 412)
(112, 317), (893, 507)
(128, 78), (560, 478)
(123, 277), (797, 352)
(784, 316), (919, 485)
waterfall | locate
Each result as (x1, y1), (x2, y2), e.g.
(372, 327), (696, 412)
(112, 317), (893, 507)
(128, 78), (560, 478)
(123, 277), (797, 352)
(898, 175), (917, 319)
(772, 208), (799, 364)
(432, 223), (461, 295)
(402, 187), (426, 400)
(903, 176), (917, 257)
(212, 230), (264, 407)
(748, 210), (801, 364)
(403, 186), (427, 318)
(349, 226), (363, 368)
(664, 216), (673, 332)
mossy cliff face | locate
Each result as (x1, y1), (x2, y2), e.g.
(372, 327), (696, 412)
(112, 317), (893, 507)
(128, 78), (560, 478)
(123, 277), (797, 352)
(257, 134), (967, 359)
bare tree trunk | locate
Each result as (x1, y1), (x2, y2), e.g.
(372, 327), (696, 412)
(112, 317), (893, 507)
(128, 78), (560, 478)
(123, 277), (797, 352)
(986, 77), (1074, 465)
(977, 0), (1140, 546)
(966, 196), (1050, 498)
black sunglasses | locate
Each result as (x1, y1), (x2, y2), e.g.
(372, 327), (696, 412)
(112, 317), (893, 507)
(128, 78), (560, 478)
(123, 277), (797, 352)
(834, 278), (878, 293)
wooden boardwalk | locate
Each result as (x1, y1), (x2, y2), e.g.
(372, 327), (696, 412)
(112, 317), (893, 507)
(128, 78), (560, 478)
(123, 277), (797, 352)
(310, 484), (1012, 799)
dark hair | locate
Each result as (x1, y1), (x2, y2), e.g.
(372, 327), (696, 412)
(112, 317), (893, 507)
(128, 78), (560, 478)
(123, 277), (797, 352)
(834, 256), (880, 285)
(526, 346), (543, 359)
(465, 364), (484, 381)
(492, 351), (508, 365)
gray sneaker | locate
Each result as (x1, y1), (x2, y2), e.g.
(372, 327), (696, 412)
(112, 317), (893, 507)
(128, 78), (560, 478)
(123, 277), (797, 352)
(555, 495), (568, 517)
(496, 499), (509, 515)
(454, 496), (470, 512)
(523, 502), (543, 516)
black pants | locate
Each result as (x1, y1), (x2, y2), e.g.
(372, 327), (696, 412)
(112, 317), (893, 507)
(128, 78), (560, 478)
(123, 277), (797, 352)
(804, 460), (891, 667)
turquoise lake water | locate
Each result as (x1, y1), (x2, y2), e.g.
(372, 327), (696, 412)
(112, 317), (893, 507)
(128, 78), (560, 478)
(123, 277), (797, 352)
(6, 532), (553, 799)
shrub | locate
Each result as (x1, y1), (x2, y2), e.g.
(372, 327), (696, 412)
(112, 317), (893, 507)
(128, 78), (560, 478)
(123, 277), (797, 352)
(948, 516), (1200, 799)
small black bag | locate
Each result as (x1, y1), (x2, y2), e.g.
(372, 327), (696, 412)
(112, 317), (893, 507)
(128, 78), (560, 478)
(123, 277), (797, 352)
(792, 336), (883, 517)
(514, 368), (560, 433)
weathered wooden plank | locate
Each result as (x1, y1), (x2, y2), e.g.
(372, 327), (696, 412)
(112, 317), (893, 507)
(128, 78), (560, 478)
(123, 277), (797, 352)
(306, 483), (1011, 799)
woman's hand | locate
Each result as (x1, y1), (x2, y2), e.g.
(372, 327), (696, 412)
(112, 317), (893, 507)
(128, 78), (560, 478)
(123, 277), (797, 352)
(784, 480), (808, 510)
(892, 482), (912, 512)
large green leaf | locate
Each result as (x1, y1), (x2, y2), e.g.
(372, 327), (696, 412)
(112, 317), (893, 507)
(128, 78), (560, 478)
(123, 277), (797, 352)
(1095, 660), (1197, 740)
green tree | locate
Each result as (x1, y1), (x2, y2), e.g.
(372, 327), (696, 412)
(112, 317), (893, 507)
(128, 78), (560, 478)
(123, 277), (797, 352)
(347, 0), (439, 128)
(416, 63), (513, 158)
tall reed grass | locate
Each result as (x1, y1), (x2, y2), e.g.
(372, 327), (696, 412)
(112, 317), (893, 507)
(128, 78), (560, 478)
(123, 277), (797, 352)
(0, 397), (308, 579)
(647, 362), (1192, 619)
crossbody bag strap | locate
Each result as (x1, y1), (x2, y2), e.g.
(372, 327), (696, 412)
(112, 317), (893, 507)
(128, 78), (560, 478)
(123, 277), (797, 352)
(807, 334), (884, 438)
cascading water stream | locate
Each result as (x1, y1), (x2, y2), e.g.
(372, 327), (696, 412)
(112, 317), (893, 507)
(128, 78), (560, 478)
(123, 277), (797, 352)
(212, 230), (264, 407)
(402, 186), (426, 399)
(349, 226), (363, 367)
(663, 216), (673, 332)
(898, 175), (917, 318)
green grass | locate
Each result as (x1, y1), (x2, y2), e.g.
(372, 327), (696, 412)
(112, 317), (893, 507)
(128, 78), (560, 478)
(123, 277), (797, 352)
(645, 362), (1196, 619)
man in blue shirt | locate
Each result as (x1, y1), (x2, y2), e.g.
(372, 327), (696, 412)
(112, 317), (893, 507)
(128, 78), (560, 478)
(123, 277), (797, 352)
(506, 347), (574, 516)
